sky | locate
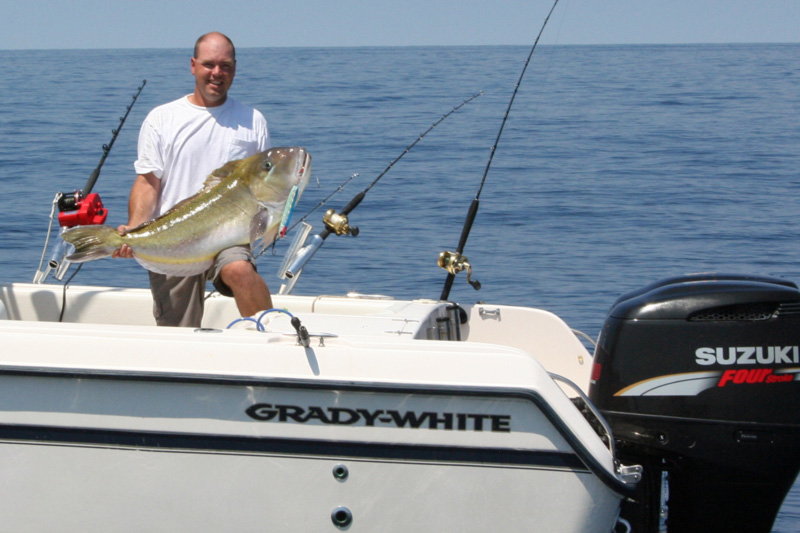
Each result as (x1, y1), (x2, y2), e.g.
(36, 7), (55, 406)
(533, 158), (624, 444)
(1, 0), (798, 50)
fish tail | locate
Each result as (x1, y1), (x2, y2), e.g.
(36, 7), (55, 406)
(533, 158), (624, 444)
(62, 225), (123, 262)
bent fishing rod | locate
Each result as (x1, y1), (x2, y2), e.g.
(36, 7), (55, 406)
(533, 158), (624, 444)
(438, 0), (560, 301)
(279, 91), (483, 284)
(34, 80), (147, 284)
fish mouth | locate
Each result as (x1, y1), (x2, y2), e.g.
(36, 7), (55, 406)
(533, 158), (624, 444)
(256, 147), (311, 205)
(289, 147), (312, 195)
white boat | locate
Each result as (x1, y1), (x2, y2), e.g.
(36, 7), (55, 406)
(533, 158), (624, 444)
(0, 281), (634, 531)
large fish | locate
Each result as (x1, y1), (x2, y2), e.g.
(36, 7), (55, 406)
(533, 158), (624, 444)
(63, 147), (310, 276)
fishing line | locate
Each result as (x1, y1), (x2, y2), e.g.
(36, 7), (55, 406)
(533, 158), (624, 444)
(439, 0), (560, 301)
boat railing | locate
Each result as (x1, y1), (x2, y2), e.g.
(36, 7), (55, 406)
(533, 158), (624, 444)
(549, 372), (615, 456)
(550, 372), (643, 488)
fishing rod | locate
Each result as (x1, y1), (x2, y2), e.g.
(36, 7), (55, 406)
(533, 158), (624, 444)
(277, 91), (483, 290)
(34, 80), (147, 283)
(84, 79), (147, 197)
(438, 0), (560, 301)
(58, 79), (147, 214)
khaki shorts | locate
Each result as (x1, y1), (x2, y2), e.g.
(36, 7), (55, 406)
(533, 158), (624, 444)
(148, 245), (257, 327)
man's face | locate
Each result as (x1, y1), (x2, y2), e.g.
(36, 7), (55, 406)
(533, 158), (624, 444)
(190, 36), (236, 107)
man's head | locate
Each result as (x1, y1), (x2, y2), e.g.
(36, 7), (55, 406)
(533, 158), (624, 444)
(190, 32), (236, 107)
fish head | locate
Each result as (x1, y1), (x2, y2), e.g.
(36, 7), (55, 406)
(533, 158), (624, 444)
(244, 147), (311, 207)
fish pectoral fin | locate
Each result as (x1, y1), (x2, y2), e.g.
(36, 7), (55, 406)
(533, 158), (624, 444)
(249, 209), (276, 257)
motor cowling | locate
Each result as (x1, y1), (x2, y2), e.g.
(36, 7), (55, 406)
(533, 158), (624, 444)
(589, 274), (800, 532)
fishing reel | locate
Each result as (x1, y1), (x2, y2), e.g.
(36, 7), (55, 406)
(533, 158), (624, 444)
(323, 209), (359, 236)
(57, 191), (108, 228)
(278, 203), (363, 293)
(438, 251), (481, 291)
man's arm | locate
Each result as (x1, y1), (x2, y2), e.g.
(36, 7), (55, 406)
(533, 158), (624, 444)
(113, 172), (160, 259)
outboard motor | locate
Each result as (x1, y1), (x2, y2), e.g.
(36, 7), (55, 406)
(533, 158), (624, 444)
(589, 274), (800, 532)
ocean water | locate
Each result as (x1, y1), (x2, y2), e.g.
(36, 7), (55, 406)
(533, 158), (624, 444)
(1, 44), (799, 529)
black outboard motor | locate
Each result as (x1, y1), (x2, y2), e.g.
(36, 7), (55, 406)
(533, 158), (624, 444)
(589, 274), (800, 532)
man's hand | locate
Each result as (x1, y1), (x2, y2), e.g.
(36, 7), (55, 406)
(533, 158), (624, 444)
(112, 225), (134, 259)
(114, 172), (159, 259)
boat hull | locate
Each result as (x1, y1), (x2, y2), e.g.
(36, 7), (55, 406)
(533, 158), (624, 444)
(0, 283), (627, 531)
(0, 370), (624, 531)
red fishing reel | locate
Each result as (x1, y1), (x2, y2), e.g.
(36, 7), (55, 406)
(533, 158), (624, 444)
(57, 191), (108, 228)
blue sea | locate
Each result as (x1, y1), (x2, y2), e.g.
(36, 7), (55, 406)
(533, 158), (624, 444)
(1, 44), (799, 529)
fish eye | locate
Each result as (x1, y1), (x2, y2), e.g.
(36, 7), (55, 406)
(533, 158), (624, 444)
(262, 161), (272, 170)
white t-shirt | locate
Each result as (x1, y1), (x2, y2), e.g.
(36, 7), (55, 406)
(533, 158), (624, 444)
(134, 95), (271, 216)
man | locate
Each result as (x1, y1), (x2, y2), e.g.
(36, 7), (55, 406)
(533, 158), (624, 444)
(114, 32), (273, 327)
